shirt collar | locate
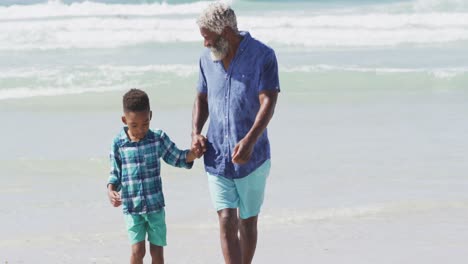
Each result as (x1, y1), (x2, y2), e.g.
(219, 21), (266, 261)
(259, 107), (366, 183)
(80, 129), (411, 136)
(118, 127), (155, 145)
(238, 31), (251, 52)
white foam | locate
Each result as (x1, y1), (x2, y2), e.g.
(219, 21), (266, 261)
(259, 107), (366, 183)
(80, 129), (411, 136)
(241, 13), (468, 29)
(0, 64), (197, 100)
(1, 64), (465, 100)
(282, 65), (468, 79)
(1, 5), (468, 50)
(431, 69), (462, 79)
(411, 0), (468, 12)
(0, 17), (201, 50)
(251, 26), (468, 48)
(0, 86), (124, 100)
(346, 0), (468, 14)
(97, 64), (197, 77)
(0, 0), (211, 20)
(0, 64), (196, 79)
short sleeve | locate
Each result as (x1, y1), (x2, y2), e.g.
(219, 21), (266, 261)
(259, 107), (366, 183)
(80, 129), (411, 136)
(197, 58), (208, 94)
(259, 50), (280, 93)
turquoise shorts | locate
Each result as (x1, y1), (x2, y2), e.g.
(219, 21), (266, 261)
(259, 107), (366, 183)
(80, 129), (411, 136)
(207, 160), (271, 219)
(124, 209), (167, 246)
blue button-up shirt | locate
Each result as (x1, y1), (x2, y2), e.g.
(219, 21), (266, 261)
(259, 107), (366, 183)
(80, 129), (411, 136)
(197, 31), (280, 179)
(108, 128), (193, 215)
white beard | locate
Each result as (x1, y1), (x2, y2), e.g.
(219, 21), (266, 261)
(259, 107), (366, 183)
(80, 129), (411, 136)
(210, 36), (229, 61)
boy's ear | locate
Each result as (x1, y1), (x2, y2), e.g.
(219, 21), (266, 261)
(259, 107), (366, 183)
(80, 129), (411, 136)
(149, 111), (152, 120)
(121, 115), (127, 125)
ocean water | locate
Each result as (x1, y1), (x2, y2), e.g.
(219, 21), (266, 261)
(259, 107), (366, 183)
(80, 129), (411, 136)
(1, 0), (468, 263)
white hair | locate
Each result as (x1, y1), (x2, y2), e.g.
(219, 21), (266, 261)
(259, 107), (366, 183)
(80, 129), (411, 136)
(197, 1), (238, 34)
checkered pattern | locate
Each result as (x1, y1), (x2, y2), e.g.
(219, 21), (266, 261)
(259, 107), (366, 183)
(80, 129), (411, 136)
(108, 128), (192, 215)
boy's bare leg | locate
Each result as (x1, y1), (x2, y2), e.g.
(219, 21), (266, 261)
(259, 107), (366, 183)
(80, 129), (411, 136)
(239, 216), (258, 264)
(130, 241), (146, 264)
(217, 208), (241, 264)
(149, 243), (164, 264)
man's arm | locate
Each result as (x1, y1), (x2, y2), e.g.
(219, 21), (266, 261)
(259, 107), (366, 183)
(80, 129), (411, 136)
(232, 90), (278, 164)
(191, 92), (209, 156)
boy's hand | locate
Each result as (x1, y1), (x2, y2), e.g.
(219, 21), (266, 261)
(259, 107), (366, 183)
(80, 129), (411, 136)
(186, 150), (197, 163)
(191, 134), (207, 158)
(107, 189), (122, 207)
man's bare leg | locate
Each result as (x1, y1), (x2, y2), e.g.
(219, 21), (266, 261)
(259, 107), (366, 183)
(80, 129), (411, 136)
(217, 208), (241, 264)
(239, 215), (258, 264)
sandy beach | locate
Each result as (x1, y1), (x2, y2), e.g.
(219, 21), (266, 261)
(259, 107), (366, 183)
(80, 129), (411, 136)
(2, 89), (468, 263)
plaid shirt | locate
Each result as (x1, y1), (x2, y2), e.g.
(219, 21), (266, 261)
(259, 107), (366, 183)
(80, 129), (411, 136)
(108, 128), (193, 215)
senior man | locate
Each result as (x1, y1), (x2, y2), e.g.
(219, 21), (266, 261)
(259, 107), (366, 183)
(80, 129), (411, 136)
(191, 2), (280, 264)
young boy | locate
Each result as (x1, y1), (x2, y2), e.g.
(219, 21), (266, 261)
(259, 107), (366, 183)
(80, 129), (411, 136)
(107, 88), (199, 264)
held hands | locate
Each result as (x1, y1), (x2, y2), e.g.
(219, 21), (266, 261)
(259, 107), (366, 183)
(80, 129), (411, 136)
(232, 137), (255, 164)
(191, 134), (207, 158)
(191, 133), (255, 164)
(107, 189), (122, 207)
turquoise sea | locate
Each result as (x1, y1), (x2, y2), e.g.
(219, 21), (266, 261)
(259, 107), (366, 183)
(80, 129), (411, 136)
(1, 0), (468, 263)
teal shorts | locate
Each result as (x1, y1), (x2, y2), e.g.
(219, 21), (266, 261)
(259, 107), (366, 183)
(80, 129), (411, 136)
(124, 209), (167, 246)
(207, 160), (271, 219)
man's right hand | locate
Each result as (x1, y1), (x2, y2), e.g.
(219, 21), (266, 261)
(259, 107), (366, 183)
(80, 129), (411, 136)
(191, 134), (207, 158)
(107, 189), (122, 207)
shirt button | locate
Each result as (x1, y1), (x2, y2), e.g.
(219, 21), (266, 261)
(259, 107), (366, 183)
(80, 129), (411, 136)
(225, 134), (228, 138)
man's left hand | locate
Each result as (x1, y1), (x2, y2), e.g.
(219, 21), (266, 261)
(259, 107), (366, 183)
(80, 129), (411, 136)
(232, 137), (255, 164)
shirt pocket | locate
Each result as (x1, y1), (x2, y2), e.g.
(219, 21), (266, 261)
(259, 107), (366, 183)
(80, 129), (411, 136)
(231, 70), (258, 112)
(144, 153), (158, 170)
(121, 149), (141, 182)
(232, 70), (256, 92)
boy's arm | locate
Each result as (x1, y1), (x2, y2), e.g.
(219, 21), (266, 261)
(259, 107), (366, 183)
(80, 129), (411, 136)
(159, 131), (195, 169)
(186, 149), (197, 163)
(107, 143), (122, 207)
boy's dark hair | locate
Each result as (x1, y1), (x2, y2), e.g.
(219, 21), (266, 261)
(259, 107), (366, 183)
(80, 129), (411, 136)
(123, 88), (150, 112)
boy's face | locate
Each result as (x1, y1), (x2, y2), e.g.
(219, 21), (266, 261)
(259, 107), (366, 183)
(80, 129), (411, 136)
(122, 110), (152, 141)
